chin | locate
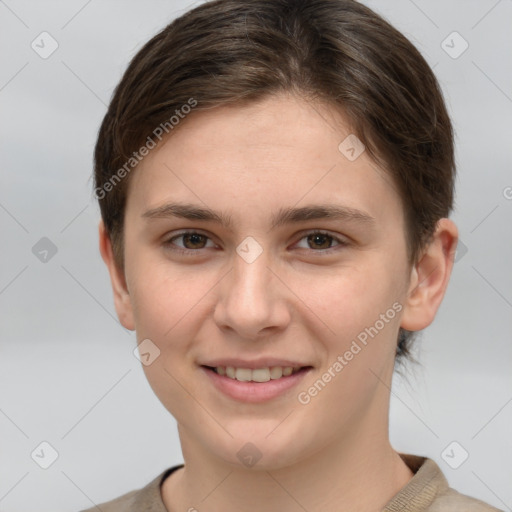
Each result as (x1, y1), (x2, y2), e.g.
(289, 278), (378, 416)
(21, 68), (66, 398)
(204, 430), (311, 472)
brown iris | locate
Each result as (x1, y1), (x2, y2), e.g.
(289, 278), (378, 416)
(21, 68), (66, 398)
(182, 233), (208, 249)
(307, 233), (333, 250)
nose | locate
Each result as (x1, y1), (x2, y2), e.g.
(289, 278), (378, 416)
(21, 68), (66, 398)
(213, 244), (291, 340)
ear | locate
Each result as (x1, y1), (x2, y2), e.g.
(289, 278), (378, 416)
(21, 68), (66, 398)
(400, 218), (458, 331)
(98, 220), (135, 331)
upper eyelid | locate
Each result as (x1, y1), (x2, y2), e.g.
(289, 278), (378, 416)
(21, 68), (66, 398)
(166, 229), (218, 245)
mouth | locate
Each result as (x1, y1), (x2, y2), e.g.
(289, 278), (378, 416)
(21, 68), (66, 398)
(200, 364), (313, 403)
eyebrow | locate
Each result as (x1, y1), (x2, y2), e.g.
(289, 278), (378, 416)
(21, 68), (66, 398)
(141, 202), (376, 231)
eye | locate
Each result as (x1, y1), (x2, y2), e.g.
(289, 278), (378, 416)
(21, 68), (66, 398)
(294, 230), (347, 252)
(163, 231), (217, 254)
(163, 229), (348, 257)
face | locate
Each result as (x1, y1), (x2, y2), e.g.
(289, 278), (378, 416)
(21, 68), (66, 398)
(111, 93), (417, 468)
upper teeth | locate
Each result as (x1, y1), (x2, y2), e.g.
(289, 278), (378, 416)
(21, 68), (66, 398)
(215, 366), (300, 382)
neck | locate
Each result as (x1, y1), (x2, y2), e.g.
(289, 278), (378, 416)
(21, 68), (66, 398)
(162, 419), (413, 512)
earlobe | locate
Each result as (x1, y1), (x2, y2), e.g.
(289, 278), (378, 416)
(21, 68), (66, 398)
(98, 220), (136, 331)
(400, 218), (458, 332)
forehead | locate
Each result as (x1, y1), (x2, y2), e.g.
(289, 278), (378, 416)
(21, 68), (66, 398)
(126, 93), (402, 229)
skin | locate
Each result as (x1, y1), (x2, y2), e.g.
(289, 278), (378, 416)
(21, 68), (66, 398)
(99, 92), (458, 512)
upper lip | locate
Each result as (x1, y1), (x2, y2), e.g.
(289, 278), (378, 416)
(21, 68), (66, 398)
(199, 358), (312, 369)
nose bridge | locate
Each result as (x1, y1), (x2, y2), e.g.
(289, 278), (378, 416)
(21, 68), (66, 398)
(214, 238), (288, 336)
(231, 241), (273, 307)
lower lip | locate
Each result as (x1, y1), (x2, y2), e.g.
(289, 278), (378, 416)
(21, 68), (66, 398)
(200, 366), (312, 403)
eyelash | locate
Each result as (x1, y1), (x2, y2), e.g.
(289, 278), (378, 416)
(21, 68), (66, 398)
(163, 230), (348, 256)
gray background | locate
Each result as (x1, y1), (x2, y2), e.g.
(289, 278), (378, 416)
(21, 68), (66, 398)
(1, 0), (511, 510)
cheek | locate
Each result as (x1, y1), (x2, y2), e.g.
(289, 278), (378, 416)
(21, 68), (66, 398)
(127, 255), (202, 337)
(298, 259), (402, 339)
(301, 263), (405, 397)
(131, 268), (206, 416)
(127, 263), (218, 392)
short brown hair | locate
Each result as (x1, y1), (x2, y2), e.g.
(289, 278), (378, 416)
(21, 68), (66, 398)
(93, 0), (455, 361)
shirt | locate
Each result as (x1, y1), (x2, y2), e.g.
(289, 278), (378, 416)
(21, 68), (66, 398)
(79, 453), (503, 511)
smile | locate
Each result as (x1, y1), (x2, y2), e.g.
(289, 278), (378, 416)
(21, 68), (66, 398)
(201, 365), (313, 403)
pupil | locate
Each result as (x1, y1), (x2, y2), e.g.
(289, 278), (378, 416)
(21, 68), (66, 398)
(310, 233), (330, 249)
(185, 233), (205, 248)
